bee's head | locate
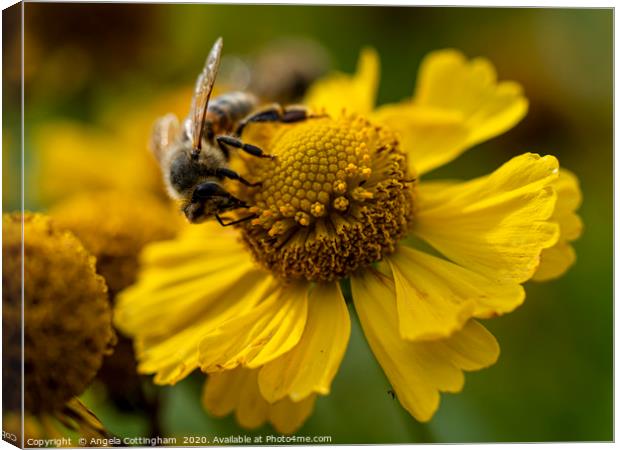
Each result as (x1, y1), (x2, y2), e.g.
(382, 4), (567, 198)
(183, 181), (247, 223)
(169, 150), (202, 195)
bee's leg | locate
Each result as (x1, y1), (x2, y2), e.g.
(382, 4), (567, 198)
(215, 167), (261, 187)
(281, 105), (314, 122)
(215, 213), (258, 227)
(235, 104), (313, 136)
(234, 105), (283, 136)
(216, 135), (275, 160)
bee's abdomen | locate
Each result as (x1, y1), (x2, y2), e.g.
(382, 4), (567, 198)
(207, 92), (259, 134)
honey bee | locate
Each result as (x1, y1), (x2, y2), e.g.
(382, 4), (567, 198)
(151, 37), (312, 226)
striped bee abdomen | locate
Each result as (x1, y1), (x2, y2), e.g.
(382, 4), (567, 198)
(206, 91), (259, 135)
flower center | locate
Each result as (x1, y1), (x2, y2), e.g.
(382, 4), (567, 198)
(237, 115), (415, 282)
(3, 213), (115, 413)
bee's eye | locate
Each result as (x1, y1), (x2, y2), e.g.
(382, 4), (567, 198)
(193, 182), (221, 200)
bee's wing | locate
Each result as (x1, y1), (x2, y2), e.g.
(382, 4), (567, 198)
(150, 113), (180, 164)
(189, 37), (223, 150)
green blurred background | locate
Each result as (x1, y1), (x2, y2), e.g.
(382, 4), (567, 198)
(4, 5), (612, 443)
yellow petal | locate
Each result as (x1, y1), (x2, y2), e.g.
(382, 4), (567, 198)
(203, 368), (268, 429)
(202, 367), (246, 418)
(414, 49), (528, 147)
(134, 272), (273, 385)
(351, 269), (499, 422)
(551, 168), (583, 216)
(115, 223), (254, 338)
(59, 398), (108, 438)
(386, 246), (524, 341)
(198, 282), (309, 371)
(406, 179), (459, 209)
(269, 395), (316, 435)
(414, 153), (560, 283)
(117, 254), (256, 338)
(372, 103), (469, 175)
(533, 168), (583, 281)
(203, 368), (316, 434)
(304, 48), (379, 116)
(114, 223), (275, 384)
(259, 283), (350, 402)
(531, 241), (577, 282)
(236, 375), (271, 430)
(31, 121), (162, 204)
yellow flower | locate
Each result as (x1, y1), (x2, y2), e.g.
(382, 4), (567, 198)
(30, 90), (192, 423)
(3, 213), (114, 439)
(115, 48), (582, 432)
(31, 87), (192, 205)
(50, 190), (181, 297)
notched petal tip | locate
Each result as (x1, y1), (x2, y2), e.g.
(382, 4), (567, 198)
(203, 368), (316, 434)
(413, 48), (528, 157)
(414, 152), (562, 285)
(351, 270), (500, 423)
(531, 166), (583, 282)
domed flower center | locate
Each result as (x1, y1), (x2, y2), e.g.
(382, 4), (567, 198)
(3, 213), (115, 413)
(237, 115), (415, 282)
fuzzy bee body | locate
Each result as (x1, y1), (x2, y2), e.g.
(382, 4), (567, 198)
(151, 37), (313, 226)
